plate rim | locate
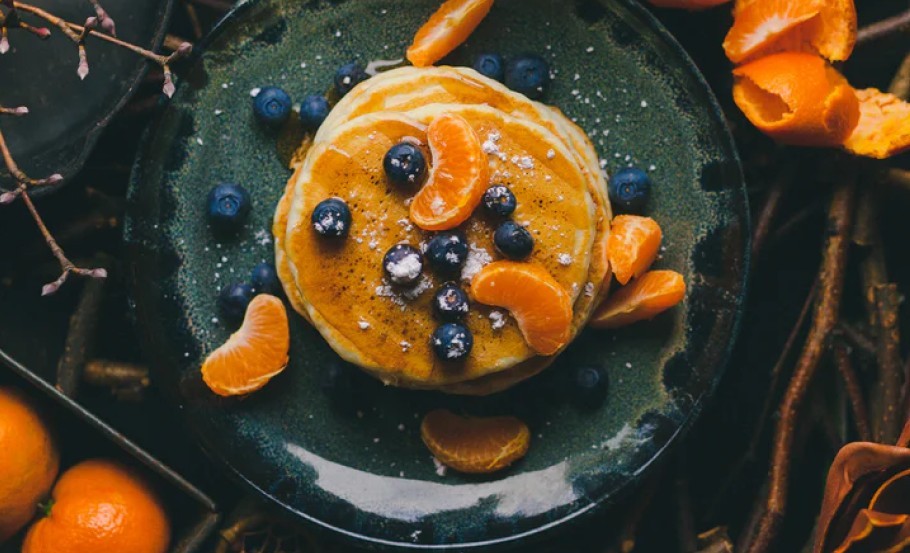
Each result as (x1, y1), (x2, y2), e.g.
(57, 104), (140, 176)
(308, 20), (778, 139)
(128, 0), (751, 549)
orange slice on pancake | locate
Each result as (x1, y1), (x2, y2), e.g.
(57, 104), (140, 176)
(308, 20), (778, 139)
(410, 112), (489, 231)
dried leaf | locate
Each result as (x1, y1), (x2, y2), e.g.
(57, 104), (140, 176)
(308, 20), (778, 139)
(831, 509), (907, 553)
(815, 440), (910, 553)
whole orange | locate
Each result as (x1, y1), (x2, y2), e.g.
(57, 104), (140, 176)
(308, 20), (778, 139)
(0, 386), (59, 543)
(21, 459), (171, 553)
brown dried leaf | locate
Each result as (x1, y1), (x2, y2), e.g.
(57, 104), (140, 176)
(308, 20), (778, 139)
(815, 439), (910, 553)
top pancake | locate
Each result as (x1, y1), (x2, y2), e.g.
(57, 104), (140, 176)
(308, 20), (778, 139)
(283, 104), (596, 387)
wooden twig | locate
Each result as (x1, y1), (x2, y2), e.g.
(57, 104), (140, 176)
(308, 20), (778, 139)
(606, 471), (662, 553)
(856, 8), (910, 46)
(834, 322), (877, 358)
(832, 341), (871, 441)
(884, 168), (910, 191)
(744, 177), (856, 553)
(675, 459), (698, 553)
(56, 254), (111, 397)
(872, 284), (903, 444)
(888, 52), (910, 101)
(83, 359), (149, 388)
(751, 175), (787, 264)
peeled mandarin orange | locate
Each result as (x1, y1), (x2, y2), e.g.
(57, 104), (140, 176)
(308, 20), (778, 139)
(842, 88), (910, 159)
(732, 52), (859, 147)
(647, 0), (731, 10)
(0, 387), (59, 543)
(406, 0), (494, 68)
(201, 294), (289, 396)
(421, 409), (530, 474)
(22, 459), (170, 553)
(590, 270), (686, 329)
(410, 113), (488, 231)
(608, 215), (662, 286)
(470, 261), (572, 356)
(725, 0), (856, 65)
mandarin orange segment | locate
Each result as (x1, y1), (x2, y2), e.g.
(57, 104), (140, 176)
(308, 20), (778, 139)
(732, 52), (859, 147)
(421, 409), (530, 474)
(842, 88), (910, 159)
(470, 261), (572, 356)
(406, 0), (494, 68)
(201, 294), (289, 397)
(607, 215), (662, 286)
(22, 459), (170, 553)
(590, 270), (686, 329)
(724, 0), (855, 64)
(647, 0), (732, 10)
(410, 113), (489, 231)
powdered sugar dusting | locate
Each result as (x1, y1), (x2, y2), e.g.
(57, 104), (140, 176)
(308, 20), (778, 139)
(461, 243), (493, 283)
(489, 311), (506, 330)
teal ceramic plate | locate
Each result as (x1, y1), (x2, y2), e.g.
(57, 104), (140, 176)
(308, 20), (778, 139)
(126, 0), (748, 549)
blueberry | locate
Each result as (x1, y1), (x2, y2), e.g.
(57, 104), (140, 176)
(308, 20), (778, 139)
(382, 244), (424, 286)
(571, 365), (609, 408)
(493, 220), (534, 259)
(299, 94), (330, 131)
(473, 53), (505, 82)
(431, 323), (474, 362)
(252, 86), (292, 127)
(426, 231), (468, 274)
(505, 54), (550, 99)
(383, 143), (427, 186)
(207, 183), (251, 230)
(433, 283), (470, 321)
(311, 198), (352, 238)
(608, 167), (652, 214)
(251, 263), (281, 296)
(218, 282), (254, 322)
(334, 62), (368, 97)
(482, 185), (517, 217)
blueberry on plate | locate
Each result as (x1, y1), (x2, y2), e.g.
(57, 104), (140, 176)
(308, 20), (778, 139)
(311, 198), (352, 238)
(482, 185), (517, 217)
(433, 283), (470, 321)
(252, 86), (292, 127)
(505, 54), (550, 100)
(432, 323), (474, 362)
(608, 167), (652, 214)
(473, 53), (505, 82)
(299, 94), (330, 131)
(218, 282), (255, 322)
(251, 263), (281, 296)
(207, 183), (251, 230)
(571, 365), (609, 408)
(426, 231), (468, 274)
(493, 220), (534, 259)
(383, 244), (424, 286)
(383, 143), (427, 186)
(334, 62), (368, 97)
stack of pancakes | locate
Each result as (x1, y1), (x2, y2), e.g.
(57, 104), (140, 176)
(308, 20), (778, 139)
(273, 66), (612, 395)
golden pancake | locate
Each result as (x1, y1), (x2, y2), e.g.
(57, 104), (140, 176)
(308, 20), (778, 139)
(283, 106), (596, 387)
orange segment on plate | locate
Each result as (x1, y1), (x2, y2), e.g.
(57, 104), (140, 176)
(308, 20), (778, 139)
(201, 294), (289, 397)
(406, 0), (494, 68)
(410, 112), (489, 231)
(421, 409), (530, 474)
(842, 88), (910, 159)
(470, 261), (572, 356)
(22, 459), (170, 553)
(607, 215), (662, 286)
(724, 0), (856, 65)
(646, 0), (732, 10)
(590, 270), (686, 329)
(732, 52), (859, 147)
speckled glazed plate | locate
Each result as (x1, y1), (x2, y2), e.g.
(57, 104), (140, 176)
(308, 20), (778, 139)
(126, 0), (748, 549)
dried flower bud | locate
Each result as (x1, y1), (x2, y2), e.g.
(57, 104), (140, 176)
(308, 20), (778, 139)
(177, 42), (193, 57)
(44, 173), (63, 184)
(84, 16), (98, 31)
(99, 16), (116, 36)
(77, 47), (89, 80)
(41, 279), (63, 297)
(14, 106), (28, 115)
(0, 37), (9, 55)
(88, 268), (108, 279)
(162, 69), (175, 98)
(0, 190), (20, 204)
(33, 27), (51, 39)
